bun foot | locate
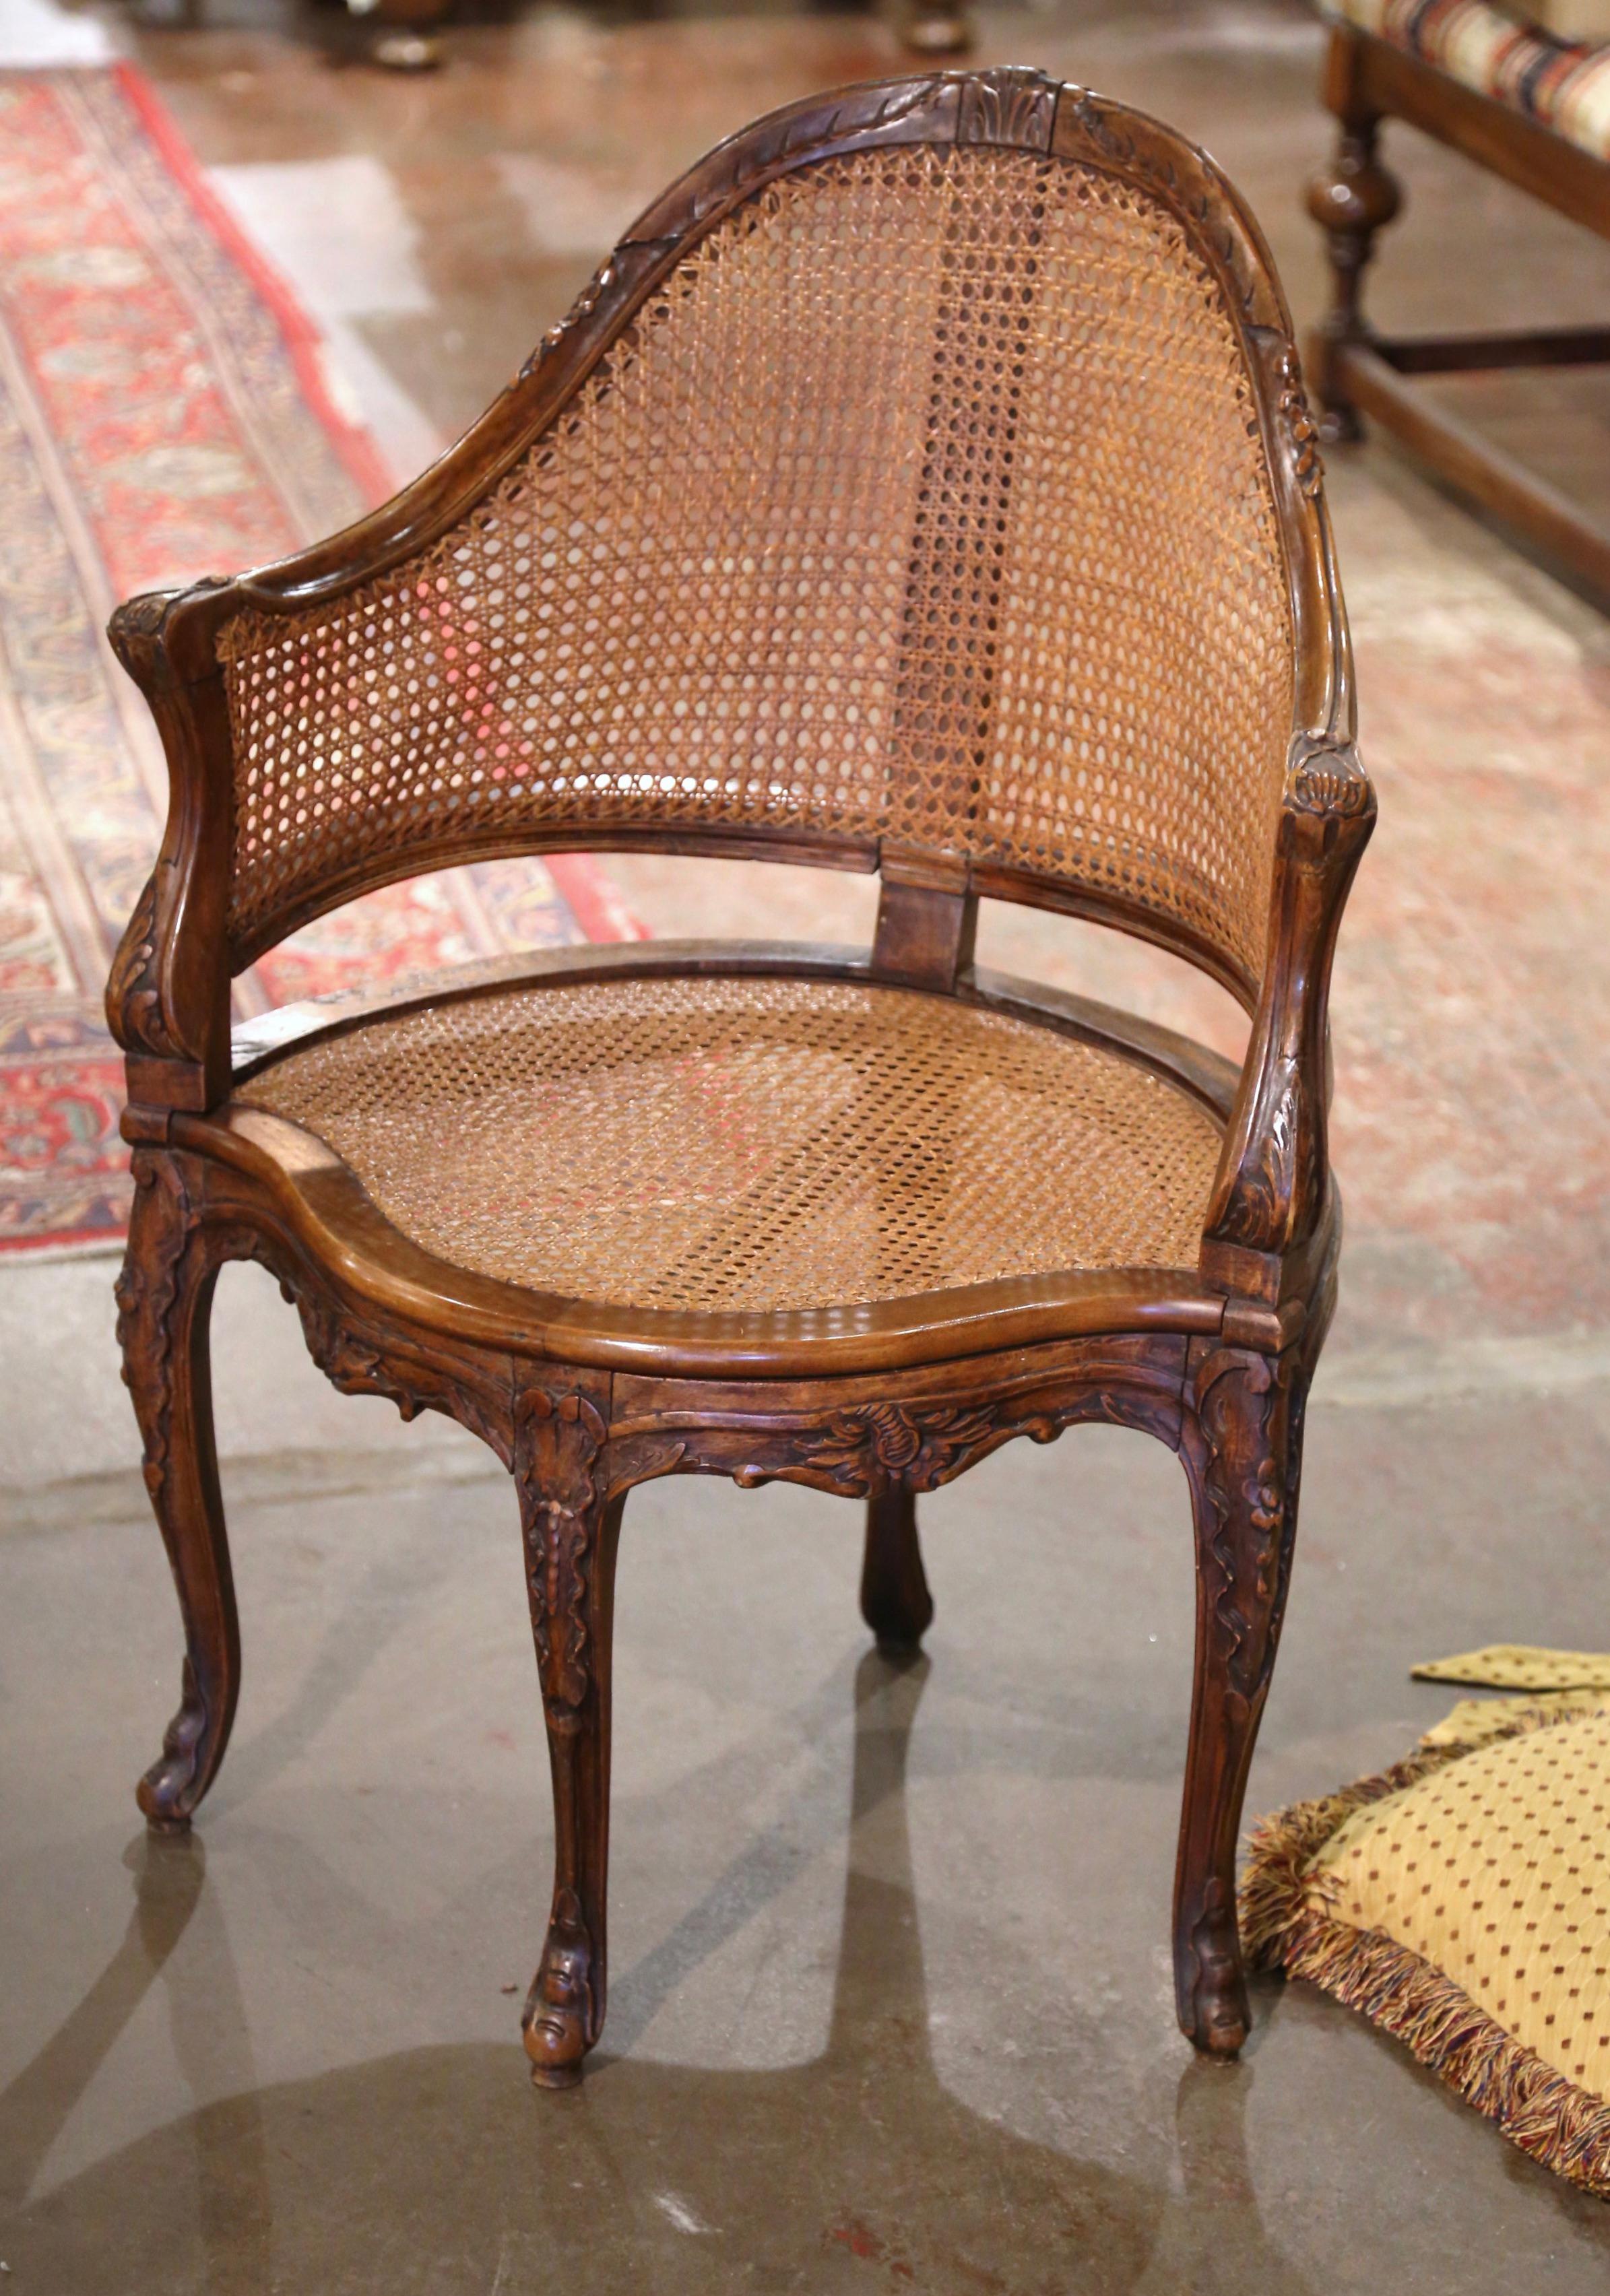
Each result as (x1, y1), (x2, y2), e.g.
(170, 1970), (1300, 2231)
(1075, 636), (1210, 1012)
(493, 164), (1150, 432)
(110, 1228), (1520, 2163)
(522, 1889), (596, 2089)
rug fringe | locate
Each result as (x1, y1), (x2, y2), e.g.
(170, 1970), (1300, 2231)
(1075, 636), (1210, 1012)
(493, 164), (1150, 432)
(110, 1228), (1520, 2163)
(1243, 1706), (1610, 2197)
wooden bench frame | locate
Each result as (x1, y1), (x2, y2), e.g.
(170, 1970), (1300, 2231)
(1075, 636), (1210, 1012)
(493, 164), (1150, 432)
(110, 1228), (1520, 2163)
(1309, 22), (1610, 593)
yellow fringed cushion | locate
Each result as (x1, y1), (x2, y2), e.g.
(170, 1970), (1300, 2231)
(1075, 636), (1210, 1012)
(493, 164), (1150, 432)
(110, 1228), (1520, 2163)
(1244, 1703), (1610, 2195)
(1419, 1689), (1609, 1748)
(1411, 1644), (1610, 1692)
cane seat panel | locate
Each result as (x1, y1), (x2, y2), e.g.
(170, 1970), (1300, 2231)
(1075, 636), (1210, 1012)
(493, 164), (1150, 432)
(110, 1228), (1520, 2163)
(218, 140), (1294, 985)
(238, 975), (1223, 1316)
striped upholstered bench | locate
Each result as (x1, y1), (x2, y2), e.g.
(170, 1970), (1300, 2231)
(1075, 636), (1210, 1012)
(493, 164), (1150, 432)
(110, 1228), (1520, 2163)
(1308, 0), (1610, 593)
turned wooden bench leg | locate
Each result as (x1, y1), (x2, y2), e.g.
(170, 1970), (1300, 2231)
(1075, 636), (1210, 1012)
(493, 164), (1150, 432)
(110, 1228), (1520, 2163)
(860, 1486), (934, 1652)
(515, 1384), (622, 2089)
(900, 0), (972, 55)
(1174, 1343), (1308, 2056)
(1308, 35), (1403, 439)
(118, 1152), (241, 1833)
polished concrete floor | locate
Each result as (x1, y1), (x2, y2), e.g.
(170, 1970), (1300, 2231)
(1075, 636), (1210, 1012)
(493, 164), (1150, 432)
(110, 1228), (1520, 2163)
(8, 1387), (1610, 2291)
(5, 0), (1610, 2284)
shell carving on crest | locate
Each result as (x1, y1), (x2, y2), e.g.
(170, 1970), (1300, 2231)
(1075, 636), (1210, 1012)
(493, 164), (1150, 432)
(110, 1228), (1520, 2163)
(959, 67), (1059, 149)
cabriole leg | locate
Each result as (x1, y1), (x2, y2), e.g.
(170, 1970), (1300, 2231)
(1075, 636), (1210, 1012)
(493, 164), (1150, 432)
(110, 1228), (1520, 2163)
(515, 1385), (620, 2089)
(1175, 1343), (1307, 2056)
(117, 1152), (238, 1832)
(860, 1484), (934, 1652)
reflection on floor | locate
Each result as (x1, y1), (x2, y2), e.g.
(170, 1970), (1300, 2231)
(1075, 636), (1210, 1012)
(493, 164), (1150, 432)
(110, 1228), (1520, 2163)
(7, 1396), (1610, 2286)
(2, 1651), (1275, 2291)
(3, 0), (1610, 2285)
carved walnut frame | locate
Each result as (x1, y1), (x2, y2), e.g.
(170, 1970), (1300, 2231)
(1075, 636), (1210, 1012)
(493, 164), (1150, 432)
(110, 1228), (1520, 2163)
(106, 70), (1374, 2086)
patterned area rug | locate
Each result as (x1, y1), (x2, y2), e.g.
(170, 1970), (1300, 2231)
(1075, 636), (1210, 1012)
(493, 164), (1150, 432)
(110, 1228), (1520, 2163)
(0, 64), (638, 1257)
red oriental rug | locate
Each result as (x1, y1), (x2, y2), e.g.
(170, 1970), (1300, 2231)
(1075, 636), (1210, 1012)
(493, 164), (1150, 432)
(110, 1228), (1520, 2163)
(0, 64), (639, 1259)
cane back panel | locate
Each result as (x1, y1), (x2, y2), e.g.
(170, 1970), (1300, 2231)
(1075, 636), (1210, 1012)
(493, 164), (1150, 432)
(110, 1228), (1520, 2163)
(218, 142), (1295, 984)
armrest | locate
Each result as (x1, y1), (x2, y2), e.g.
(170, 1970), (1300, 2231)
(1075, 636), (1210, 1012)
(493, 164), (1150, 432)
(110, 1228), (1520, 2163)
(1198, 734), (1376, 1307)
(104, 579), (237, 1113)
(100, 203), (657, 1121)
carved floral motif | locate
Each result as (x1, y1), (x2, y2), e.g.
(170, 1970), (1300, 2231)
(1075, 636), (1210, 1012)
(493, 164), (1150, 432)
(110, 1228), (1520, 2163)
(524, 257), (621, 377)
(107, 576), (228, 678)
(702, 1358), (1184, 1498)
(1213, 1061), (1301, 1252)
(106, 585), (181, 670)
(1287, 740), (1372, 819)
(1275, 348), (1324, 499)
(284, 1278), (513, 1466)
(106, 874), (176, 1057)
(516, 1388), (609, 1717)
(786, 1400), (1003, 1493)
(115, 1154), (196, 1497)
(1190, 1347), (1287, 1711)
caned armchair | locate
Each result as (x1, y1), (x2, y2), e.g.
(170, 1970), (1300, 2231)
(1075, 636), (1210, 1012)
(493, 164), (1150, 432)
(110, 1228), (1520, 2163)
(107, 69), (1375, 2087)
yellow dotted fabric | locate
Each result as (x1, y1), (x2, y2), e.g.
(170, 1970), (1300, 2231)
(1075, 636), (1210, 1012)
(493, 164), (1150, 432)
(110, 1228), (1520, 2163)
(1310, 1706), (1610, 2099)
(1413, 1646), (1610, 1693)
(240, 973), (1224, 1312)
(1419, 1692), (1610, 1751)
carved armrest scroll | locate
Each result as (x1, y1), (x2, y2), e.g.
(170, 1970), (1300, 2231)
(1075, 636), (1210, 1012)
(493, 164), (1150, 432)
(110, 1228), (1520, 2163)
(105, 581), (237, 1111)
(1200, 735), (1376, 1297)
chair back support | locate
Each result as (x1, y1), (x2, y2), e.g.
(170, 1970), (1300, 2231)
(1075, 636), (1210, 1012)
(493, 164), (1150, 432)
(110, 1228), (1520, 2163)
(215, 92), (1310, 995)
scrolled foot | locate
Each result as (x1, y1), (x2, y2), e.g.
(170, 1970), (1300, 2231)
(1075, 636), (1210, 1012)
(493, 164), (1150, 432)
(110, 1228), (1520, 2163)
(135, 1658), (217, 1833)
(522, 1888), (596, 2089)
(1191, 1977), (1250, 2059)
(1180, 1884), (1250, 2058)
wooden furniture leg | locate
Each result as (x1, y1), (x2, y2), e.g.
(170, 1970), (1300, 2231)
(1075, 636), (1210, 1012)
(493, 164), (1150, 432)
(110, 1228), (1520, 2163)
(860, 1486), (935, 1652)
(1301, 28), (1610, 593)
(1307, 102), (1403, 440)
(515, 1384), (622, 2088)
(901, 0), (972, 56)
(116, 1152), (240, 1833)
(1173, 1342), (1305, 2055)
